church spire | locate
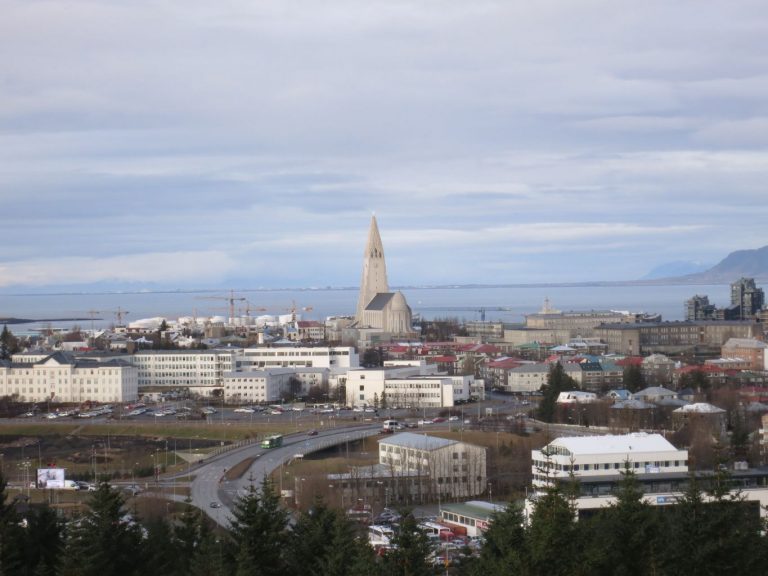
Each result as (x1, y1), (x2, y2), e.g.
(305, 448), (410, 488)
(356, 215), (389, 323)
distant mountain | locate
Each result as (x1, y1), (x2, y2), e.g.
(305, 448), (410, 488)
(674, 245), (768, 283)
(642, 260), (710, 280)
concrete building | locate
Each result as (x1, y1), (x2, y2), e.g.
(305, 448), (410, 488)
(353, 216), (414, 336)
(439, 501), (506, 537)
(132, 349), (239, 395)
(241, 345), (358, 370)
(222, 369), (296, 403)
(531, 432), (688, 488)
(595, 320), (762, 355)
(344, 362), (476, 408)
(525, 308), (648, 338)
(504, 362), (582, 394)
(379, 432), (487, 499)
(0, 352), (138, 403)
(731, 277), (765, 320)
(685, 295), (716, 321)
(721, 338), (767, 371)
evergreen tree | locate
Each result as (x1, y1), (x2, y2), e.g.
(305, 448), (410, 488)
(622, 364), (644, 393)
(21, 505), (63, 576)
(228, 479), (289, 576)
(583, 464), (662, 576)
(142, 518), (177, 576)
(174, 500), (202, 576)
(0, 326), (19, 360)
(380, 511), (433, 576)
(59, 483), (144, 576)
(537, 363), (577, 422)
(0, 471), (25, 575)
(189, 515), (227, 576)
(467, 504), (527, 576)
(525, 484), (578, 576)
(287, 499), (376, 576)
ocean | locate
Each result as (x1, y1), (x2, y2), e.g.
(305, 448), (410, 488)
(0, 284), (733, 334)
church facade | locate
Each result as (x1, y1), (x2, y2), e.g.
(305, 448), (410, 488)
(352, 216), (415, 339)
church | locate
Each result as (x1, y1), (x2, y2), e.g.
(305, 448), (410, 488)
(352, 216), (415, 337)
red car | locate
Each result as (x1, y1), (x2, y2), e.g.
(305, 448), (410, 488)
(431, 417), (446, 423)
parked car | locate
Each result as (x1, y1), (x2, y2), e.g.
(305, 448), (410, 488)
(307, 429), (318, 436)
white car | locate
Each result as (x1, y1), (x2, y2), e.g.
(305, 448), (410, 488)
(234, 407), (255, 414)
(448, 416), (459, 422)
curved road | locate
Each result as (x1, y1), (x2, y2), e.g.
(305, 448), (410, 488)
(188, 424), (381, 526)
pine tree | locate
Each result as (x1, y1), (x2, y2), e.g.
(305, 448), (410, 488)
(584, 464), (662, 576)
(525, 484), (578, 576)
(379, 512), (433, 576)
(21, 505), (63, 576)
(189, 515), (227, 576)
(468, 504), (527, 576)
(538, 363), (577, 422)
(142, 518), (177, 576)
(0, 326), (19, 360)
(174, 500), (201, 576)
(229, 479), (289, 576)
(0, 472), (25, 575)
(622, 364), (644, 393)
(59, 483), (144, 576)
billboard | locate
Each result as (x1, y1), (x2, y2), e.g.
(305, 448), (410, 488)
(37, 468), (66, 489)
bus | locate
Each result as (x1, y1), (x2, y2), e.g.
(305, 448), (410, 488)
(260, 434), (284, 449)
(418, 521), (455, 541)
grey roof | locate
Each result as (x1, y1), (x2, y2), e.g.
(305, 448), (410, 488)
(378, 432), (458, 451)
(611, 399), (654, 410)
(365, 292), (396, 311)
(509, 364), (551, 374)
(440, 501), (507, 520)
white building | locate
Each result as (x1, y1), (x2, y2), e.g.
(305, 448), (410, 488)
(379, 432), (487, 499)
(505, 363), (582, 394)
(222, 369), (296, 403)
(241, 346), (358, 370)
(531, 433), (688, 488)
(131, 349), (239, 394)
(0, 352), (138, 403)
(344, 362), (475, 408)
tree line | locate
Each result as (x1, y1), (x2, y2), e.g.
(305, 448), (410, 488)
(468, 468), (768, 576)
(3, 467), (767, 576)
(0, 473), (438, 576)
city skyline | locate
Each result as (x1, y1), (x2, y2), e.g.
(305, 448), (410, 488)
(2, 1), (768, 290)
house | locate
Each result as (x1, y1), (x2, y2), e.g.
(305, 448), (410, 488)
(631, 386), (678, 404)
(556, 391), (598, 404)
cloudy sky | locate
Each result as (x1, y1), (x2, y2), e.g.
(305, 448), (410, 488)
(2, 0), (768, 290)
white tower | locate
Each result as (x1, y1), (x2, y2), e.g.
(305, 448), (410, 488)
(356, 215), (389, 323)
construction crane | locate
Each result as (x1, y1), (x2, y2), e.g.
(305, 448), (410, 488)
(86, 307), (130, 329)
(284, 300), (313, 323)
(195, 290), (246, 320)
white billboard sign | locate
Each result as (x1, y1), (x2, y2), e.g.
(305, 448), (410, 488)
(37, 468), (66, 489)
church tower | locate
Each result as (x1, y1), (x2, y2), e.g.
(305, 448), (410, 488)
(355, 215), (389, 323)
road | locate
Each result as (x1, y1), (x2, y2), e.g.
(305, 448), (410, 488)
(188, 423), (381, 527)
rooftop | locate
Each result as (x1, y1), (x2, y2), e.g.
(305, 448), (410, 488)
(379, 432), (458, 451)
(545, 433), (681, 456)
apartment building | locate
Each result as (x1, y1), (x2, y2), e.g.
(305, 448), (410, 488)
(379, 432), (487, 499)
(222, 369), (296, 403)
(0, 352), (138, 403)
(721, 338), (767, 371)
(132, 349), (239, 394)
(241, 346), (358, 370)
(595, 320), (762, 355)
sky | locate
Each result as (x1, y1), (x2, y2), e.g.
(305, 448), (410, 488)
(2, 0), (768, 290)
